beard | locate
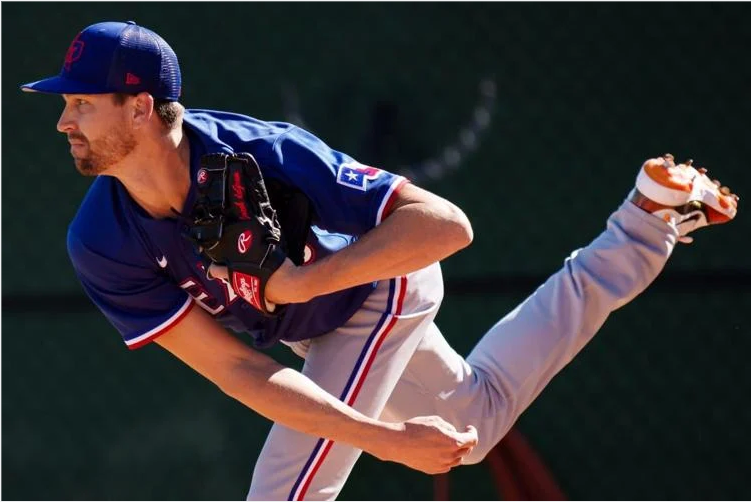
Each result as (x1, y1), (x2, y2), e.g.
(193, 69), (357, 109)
(70, 122), (137, 176)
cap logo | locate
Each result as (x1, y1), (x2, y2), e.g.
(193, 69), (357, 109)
(125, 73), (141, 85)
(64, 33), (85, 72)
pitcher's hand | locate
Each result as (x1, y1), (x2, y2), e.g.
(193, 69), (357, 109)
(209, 258), (310, 305)
(375, 416), (478, 474)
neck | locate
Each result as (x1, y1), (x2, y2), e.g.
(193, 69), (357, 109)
(112, 126), (191, 219)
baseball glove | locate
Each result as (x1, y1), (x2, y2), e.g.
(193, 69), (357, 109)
(182, 152), (287, 317)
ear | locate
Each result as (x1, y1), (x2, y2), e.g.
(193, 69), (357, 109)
(131, 92), (155, 128)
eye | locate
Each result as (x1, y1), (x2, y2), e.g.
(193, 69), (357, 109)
(76, 99), (88, 106)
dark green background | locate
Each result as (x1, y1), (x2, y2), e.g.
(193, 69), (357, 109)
(3, 2), (750, 500)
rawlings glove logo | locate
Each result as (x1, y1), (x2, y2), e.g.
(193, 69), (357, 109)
(183, 152), (288, 318)
(233, 272), (262, 311)
(237, 230), (253, 254)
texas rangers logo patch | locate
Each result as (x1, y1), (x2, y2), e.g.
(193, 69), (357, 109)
(336, 162), (382, 191)
(64, 33), (85, 72)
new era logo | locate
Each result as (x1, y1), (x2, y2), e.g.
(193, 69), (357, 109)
(126, 73), (141, 85)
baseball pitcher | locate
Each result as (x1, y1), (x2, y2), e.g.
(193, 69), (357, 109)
(21, 20), (738, 501)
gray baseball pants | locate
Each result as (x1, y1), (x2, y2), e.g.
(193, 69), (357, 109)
(247, 200), (678, 500)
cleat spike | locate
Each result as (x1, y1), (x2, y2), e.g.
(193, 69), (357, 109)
(632, 155), (738, 243)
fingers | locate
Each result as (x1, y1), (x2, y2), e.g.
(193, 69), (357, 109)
(207, 263), (230, 281)
(444, 444), (475, 470)
(432, 417), (458, 433)
(431, 451), (470, 473)
(453, 425), (479, 447)
(447, 457), (463, 469)
(446, 425), (478, 470)
(403, 417), (479, 474)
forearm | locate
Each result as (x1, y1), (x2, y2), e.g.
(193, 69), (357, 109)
(223, 355), (400, 459)
(156, 305), (477, 475)
(318, 204), (467, 290)
(273, 197), (472, 302)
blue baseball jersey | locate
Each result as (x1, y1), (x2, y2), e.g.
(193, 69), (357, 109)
(67, 109), (409, 349)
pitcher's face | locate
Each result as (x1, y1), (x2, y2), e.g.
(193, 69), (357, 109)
(57, 94), (136, 176)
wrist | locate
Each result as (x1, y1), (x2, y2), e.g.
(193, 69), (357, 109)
(354, 420), (403, 462)
(266, 258), (315, 305)
(294, 263), (318, 302)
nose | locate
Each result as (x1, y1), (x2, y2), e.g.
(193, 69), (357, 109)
(56, 105), (77, 134)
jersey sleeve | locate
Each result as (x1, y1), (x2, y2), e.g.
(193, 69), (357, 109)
(266, 126), (409, 235)
(67, 230), (194, 350)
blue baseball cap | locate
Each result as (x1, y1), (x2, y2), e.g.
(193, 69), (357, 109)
(20, 21), (181, 101)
